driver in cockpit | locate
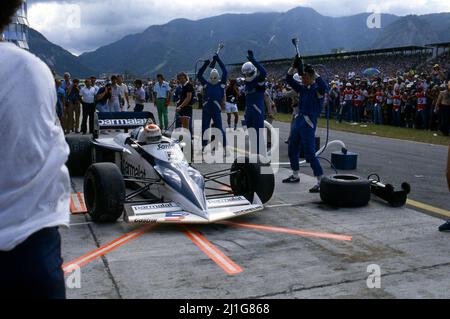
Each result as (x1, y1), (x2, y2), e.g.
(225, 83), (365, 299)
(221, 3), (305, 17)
(134, 123), (162, 145)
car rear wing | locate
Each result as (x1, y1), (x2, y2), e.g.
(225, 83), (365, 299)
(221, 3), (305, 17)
(94, 112), (155, 137)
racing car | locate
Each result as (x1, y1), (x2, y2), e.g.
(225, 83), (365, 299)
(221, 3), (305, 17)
(66, 112), (275, 224)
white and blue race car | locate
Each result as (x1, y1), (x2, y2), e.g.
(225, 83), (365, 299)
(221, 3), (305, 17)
(66, 112), (275, 224)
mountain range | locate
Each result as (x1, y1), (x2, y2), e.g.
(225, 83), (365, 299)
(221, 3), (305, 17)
(28, 6), (450, 78)
(28, 28), (94, 78)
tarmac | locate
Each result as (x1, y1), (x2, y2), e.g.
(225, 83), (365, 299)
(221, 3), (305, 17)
(64, 168), (450, 299)
(61, 104), (450, 299)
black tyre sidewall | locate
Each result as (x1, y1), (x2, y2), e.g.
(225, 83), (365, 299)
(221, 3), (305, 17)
(66, 135), (93, 176)
(320, 174), (370, 207)
(84, 163), (126, 223)
(230, 157), (275, 204)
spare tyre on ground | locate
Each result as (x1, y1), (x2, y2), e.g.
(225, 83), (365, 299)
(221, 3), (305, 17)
(66, 135), (92, 176)
(320, 174), (371, 208)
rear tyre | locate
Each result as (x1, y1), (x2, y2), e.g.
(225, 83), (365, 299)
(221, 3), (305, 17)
(84, 163), (126, 223)
(320, 174), (370, 207)
(230, 156), (275, 204)
(66, 135), (92, 176)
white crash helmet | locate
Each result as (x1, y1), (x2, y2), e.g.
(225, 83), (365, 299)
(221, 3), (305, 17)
(209, 69), (220, 85)
(137, 123), (162, 144)
(242, 62), (257, 82)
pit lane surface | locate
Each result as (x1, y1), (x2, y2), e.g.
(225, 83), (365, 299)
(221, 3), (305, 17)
(190, 108), (450, 212)
(64, 170), (450, 299)
(62, 104), (450, 298)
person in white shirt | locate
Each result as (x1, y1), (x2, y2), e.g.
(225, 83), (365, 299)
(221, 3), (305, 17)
(117, 75), (130, 111)
(153, 74), (171, 130)
(0, 0), (70, 299)
(80, 78), (96, 134)
(109, 75), (121, 112)
(90, 76), (99, 94)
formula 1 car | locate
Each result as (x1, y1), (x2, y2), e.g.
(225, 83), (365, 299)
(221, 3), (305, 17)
(66, 112), (275, 224)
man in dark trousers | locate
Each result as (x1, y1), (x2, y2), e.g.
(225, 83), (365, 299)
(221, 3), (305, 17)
(80, 78), (96, 134)
(197, 54), (228, 149)
(283, 54), (328, 193)
(241, 50), (267, 154)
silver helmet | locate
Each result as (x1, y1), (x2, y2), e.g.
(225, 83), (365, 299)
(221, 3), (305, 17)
(209, 69), (220, 85)
(242, 62), (257, 82)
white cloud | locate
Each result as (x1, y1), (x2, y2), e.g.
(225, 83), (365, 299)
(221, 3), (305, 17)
(28, 0), (450, 55)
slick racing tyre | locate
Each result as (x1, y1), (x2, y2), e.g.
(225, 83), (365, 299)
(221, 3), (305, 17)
(230, 156), (275, 204)
(320, 174), (371, 207)
(84, 163), (126, 223)
(66, 135), (92, 176)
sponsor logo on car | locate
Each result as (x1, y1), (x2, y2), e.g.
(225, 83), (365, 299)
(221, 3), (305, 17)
(157, 143), (175, 151)
(133, 203), (179, 211)
(208, 196), (246, 205)
(98, 118), (147, 127)
(121, 159), (146, 178)
(132, 218), (158, 224)
(164, 212), (189, 221)
(207, 196), (249, 209)
(233, 205), (263, 216)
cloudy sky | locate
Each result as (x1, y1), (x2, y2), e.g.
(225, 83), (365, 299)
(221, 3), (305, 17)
(28, 0), (450, 55)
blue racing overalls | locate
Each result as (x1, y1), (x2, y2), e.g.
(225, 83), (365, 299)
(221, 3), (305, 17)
(244, 57), (267, 154)
(286, 73), (328, 177)
(197, 56), (228, 148)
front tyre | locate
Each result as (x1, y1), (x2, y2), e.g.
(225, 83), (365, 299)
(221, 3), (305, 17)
(230, 156), (275, 204)
(84, 163), (126, 223)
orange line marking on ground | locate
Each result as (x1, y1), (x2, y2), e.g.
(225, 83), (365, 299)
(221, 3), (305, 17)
(62, 225), (155, 274)
(76, 192), (87, 212)
(181, 226), (243, 275)
(221, 221), (353, 241)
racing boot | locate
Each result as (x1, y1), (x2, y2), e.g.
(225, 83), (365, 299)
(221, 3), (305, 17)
(438, 220), (450, 232)
(282, 175), (300, 184)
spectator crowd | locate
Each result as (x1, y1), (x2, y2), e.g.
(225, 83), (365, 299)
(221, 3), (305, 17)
(260, 52), (450, 136)
(54, 51), (450, 138)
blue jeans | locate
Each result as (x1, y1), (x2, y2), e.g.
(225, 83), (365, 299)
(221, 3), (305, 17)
(0, 227), (66, 299)
(415, 109), (427, 129)
(339, 101), (352, 122)
(373, 103), (383, 125)
(392, 109), (401, 126)
(109, 101), (120, 112)
(353, 106), (362, 123)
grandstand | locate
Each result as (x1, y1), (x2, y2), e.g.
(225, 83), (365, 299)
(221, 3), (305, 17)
(228, 44), (450, 81)
(419, 42), (450, 74)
